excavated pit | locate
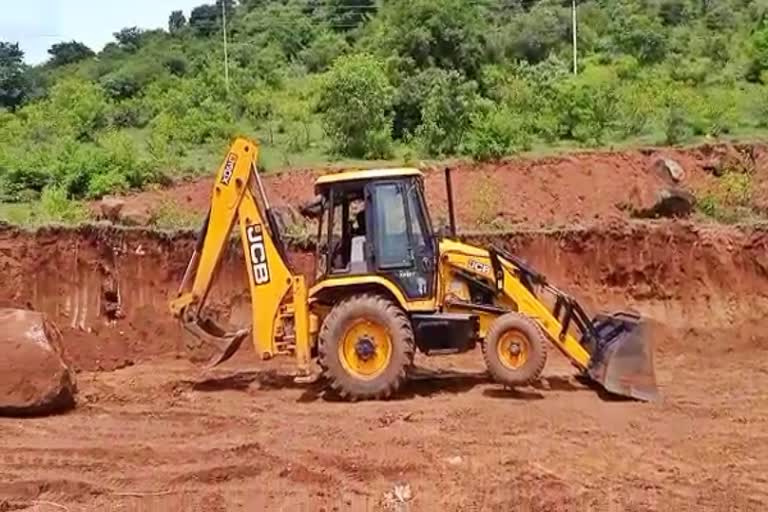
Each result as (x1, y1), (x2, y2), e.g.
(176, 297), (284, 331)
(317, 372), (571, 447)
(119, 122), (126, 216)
(1, 220), (766, 371)
(1, 221), (767, 511)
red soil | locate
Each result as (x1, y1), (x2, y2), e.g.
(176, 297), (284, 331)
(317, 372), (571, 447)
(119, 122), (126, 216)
(113, 142), (768, 227)
(2, 143), (768, 510)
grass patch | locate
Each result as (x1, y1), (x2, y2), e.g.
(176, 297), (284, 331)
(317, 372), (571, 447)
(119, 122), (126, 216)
(0, 187), (91, 227)
(696, 170), (760, 224)
(150, 200), (205, 230)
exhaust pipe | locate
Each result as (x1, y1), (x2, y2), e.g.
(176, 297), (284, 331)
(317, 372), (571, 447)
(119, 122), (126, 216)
(444, 167), (457, 238)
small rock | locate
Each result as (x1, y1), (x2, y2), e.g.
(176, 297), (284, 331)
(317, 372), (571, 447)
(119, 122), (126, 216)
(99, 196), (126, 222)
(446, 455), (464, 466)
(393, 483), (412, 502)
(654, 158), (685, 183)
(383, 482), (413, 511)
(119, 204), (154, 227)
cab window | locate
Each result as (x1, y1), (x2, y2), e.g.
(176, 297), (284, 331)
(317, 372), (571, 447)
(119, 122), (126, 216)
(373, 183), (410, 268)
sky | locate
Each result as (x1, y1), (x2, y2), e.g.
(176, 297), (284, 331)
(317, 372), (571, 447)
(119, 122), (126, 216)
(0, 0), (206, 64)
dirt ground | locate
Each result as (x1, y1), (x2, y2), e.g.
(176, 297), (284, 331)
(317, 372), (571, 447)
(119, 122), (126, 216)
(1, 343), (766, 512)
(3, 144), (768, 511)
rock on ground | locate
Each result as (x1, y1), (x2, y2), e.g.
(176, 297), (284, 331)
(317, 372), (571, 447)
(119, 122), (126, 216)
(655, 157), (686, 183)
(97, 196), (154, 226)
(620, 186), (695, 219)
(0, 309), (77, 416)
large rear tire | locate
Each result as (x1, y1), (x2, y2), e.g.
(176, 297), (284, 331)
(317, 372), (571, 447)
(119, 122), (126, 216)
(483, 312), (547, 387)
(319, 294), (414, 400)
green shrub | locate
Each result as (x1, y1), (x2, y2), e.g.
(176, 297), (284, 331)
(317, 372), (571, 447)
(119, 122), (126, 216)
(318, 53), (394, 158)
(754, 87), (768, 127)
(299, 31), (349, 73)
(151, 200), (204, 230)
(147, 113), (187, 170)
(163, 54), (188, 76)
(720, 171), (752, 206)
(416, 71), (480, 156)
(659, 87), (696, 145)
(697, 170), (754, 223)
(47, 78), (109, 140)
(38, 186), (90, 224)
(556, 78), (618, 145)
(97, 131), (155, 189)
(109, 97), (150, 128)
(464, 105), (531, 161)
(691, 88), (738, 137)
(616, 82), (658, 138)
(86, 169), (131, 198)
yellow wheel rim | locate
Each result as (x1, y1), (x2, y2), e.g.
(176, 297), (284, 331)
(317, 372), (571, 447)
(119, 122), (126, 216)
(338, 318), (392, 380)
(497, 330), (530, 370)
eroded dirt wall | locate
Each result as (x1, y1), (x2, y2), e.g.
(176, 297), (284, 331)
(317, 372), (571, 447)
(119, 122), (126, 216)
(1, 221), (766, 370)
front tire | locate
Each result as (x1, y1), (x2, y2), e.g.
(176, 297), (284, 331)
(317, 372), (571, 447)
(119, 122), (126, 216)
(319, 294), (414, 400)
(483, 312), (548, 387)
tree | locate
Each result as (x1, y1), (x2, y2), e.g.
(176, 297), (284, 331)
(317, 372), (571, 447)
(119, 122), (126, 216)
(240, 2), (318, 58)
(299, 30), (349, 72)
(505, 2), (571, 64)
(324, 0), (376, 30)
(748, 23), (768, 83)
(318, 53), (394, 158)
(113, 27), (144, 52)
(0, 42), (27, 110)
(365, 0), (489, 79)
(47, 41), (94, 67)
(415, 70), (481, 156)
(216, 0), (235, 14)
(190, 4), (220, 36)
(169, 10), (187, 34)
(611, 15), (668, 64)
(659, 0), (692, 26)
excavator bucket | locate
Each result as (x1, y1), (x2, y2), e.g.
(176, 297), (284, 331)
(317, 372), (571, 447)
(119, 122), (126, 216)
(586, 312), (660, 402)
(181, 314), (250, 368)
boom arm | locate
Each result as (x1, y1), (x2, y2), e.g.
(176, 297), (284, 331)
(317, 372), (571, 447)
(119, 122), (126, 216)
(170, 138), (311, 372)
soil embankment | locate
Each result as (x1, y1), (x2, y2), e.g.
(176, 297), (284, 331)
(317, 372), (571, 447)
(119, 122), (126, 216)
(114, 142), (768, 227)
(1, 221), (765, 370)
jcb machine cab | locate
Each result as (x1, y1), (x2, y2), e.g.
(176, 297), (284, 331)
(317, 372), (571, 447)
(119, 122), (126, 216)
(171, 138), (659, 401)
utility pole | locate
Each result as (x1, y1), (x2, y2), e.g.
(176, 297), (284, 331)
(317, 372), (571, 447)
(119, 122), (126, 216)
(572, 0), (578, 75)
(222, 1), (230, 94)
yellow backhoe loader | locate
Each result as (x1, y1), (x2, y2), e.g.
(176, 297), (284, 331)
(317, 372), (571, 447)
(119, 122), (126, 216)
(170, 138), (659, 401)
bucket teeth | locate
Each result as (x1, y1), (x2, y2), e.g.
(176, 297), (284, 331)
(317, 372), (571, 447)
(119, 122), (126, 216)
(587, 313), (660, 402)
(181, 315), (249, 368)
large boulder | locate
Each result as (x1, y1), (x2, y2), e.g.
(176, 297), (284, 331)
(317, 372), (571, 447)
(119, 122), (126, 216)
(631, 188), (696, 219)
(98, 196), (126, 222)
(97, 196), (154, 226)
(619, 185), (695, 220)
(0, 309), (77, 416)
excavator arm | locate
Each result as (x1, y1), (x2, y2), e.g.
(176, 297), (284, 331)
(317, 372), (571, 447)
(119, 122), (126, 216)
(170, 138), (312, 374)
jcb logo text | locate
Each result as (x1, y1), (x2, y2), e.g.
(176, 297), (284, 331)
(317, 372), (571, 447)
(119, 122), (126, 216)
(246, 224), (271, 285)
(220, 153), (238, 185)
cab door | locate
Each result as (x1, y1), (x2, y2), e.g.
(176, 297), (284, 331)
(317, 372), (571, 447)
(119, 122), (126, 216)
(369, 179), (436, 299)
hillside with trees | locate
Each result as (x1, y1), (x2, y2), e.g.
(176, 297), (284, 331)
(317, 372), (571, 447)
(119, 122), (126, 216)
(2, 0), (768, 205)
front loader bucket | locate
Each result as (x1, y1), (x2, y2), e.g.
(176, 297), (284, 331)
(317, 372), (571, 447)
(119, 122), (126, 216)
(587, 312), (660, 402)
